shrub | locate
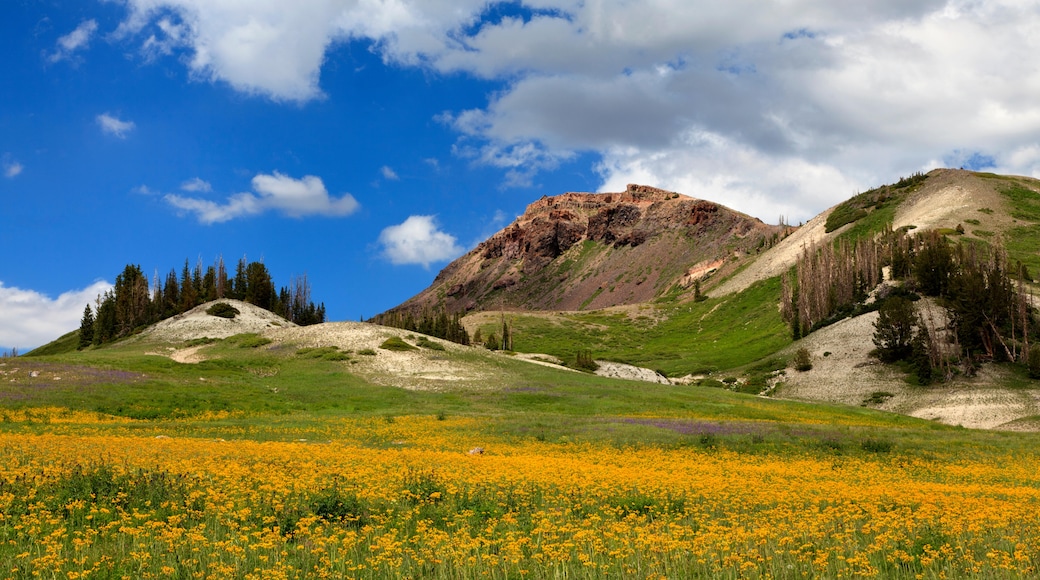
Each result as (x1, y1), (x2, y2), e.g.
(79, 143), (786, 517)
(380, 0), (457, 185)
(573, 350), (599, 372)
(227, 333), (272, 348)
(483, 333), (500, 351)
(380, 336), (417, 351)
(825, 206), (868, 233)
(862, 391), (894, 406)
(309, 488), (369, 528)
(792, 347), (813, 371)
(416, 337), (446, 351)
(1029, 345), (1040, 379)
(206, 302), (240, 319)
(358, 348), (377, 356)
(861, 438), (893, 453)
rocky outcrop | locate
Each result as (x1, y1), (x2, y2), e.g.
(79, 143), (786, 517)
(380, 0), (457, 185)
(393, 184), (786, 314)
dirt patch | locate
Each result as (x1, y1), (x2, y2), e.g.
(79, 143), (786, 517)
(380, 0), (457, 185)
(170, 345), (208, 364)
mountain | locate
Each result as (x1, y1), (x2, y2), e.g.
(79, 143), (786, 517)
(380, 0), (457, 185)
(393, 184), (787, 314)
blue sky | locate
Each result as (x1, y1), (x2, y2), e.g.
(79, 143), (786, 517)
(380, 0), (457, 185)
(3, 0), (1040, 350)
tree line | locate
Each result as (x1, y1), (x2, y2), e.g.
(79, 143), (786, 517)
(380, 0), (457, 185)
(369, 308), (518, 352)
(79, 257), (326, 349)
(369, 309), (471, 346)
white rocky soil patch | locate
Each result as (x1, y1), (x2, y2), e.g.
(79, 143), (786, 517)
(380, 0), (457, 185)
(140, 299), (295, 342)
(271, 322), (496, 391)
(777, 310), (1040, 431)
(594, 361), (670, 384)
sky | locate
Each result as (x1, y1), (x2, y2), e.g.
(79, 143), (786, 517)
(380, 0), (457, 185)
(3, 0), (1040, 351)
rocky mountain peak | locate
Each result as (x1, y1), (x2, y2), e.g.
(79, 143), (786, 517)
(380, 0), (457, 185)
(400, 185), (785, 314)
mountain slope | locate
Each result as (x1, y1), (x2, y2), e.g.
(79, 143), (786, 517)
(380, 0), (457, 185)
(394, 184), (786, 314)
(719, 168), (1040, 295)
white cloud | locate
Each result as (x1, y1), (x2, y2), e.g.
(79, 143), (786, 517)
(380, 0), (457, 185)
(596, 130), (862, 225)
(180, 177), (212, 192)
(110, 1), (1040, 221)
(379, 215), (464, 268)
(0, 280), (113, 351)
(380, 165), (399, 180)
(3, 160), (23, 178)
(96, 113), (136, 139)
(165, 171), (359, 223)
(49, 19), (99, 63)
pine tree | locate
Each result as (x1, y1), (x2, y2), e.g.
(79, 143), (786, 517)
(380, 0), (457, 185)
(162, 269), (180, 318)
(180, 260), (198, 312)
(93, 292), (117, 345)
(113, 264), (150, 336)
(873, 296), (916, 362)
(78, 304), (94, 349)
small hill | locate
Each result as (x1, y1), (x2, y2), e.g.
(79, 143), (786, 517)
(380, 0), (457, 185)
(140, 299), (296, 342)
(391, 184), (786, 314)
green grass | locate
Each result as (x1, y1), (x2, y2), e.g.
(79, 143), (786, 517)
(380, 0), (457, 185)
(1003, 183), (1040, 222)
(1000, 184), (1040, 274)
(6, 343), (1036, 466)
(25, 330), (81, 356)
(504, 277), (789, 376)
(824, 173), (926, 236)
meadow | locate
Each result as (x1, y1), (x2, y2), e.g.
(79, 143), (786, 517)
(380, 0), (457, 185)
(3, 333), (1040, 579)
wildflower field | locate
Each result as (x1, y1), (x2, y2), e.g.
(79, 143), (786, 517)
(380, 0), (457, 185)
(3, 344), (1040, 578)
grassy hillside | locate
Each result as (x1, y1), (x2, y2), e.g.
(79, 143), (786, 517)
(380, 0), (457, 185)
(468, 277), (790, 377)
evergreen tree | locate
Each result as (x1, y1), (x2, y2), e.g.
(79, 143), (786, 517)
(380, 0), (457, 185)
(201, 266), (217, 302)
(113, 264), (150, 336)
(500, 314), (512, 351)
(93, 292), (117, 345)
(162, 269), (180, 319)
(244, 261), (274, 309)
(913, 232), (953, 296)
(78, 304), (94, 349)
(873, 296), (916, 362)
(231, 257), (248, 300)
(180, 260), (198, 311)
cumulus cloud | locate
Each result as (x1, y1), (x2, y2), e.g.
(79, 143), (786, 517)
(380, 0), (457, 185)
(111, 1), (1040, 220)
(380, 166), (399, 180)
(49, 19), (98, 63)
(96, 113), (136, 138)
(2, 159), (23, 178)
(379, 215), (464, 268)
(0, 280), (113, 351)
(165, 171), (359, 224)
(180, 177), (212, 192)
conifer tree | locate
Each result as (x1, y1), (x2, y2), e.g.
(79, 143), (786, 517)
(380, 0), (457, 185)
(78, 304), (94, 349)
(180, 260), (197, 311)
(93, 292), (117, 345)
(162, 269), (180, 318)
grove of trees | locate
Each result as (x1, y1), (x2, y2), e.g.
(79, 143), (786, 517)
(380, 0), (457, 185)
(80, 257), (326, 348)
(782, 226), (1037, 383)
